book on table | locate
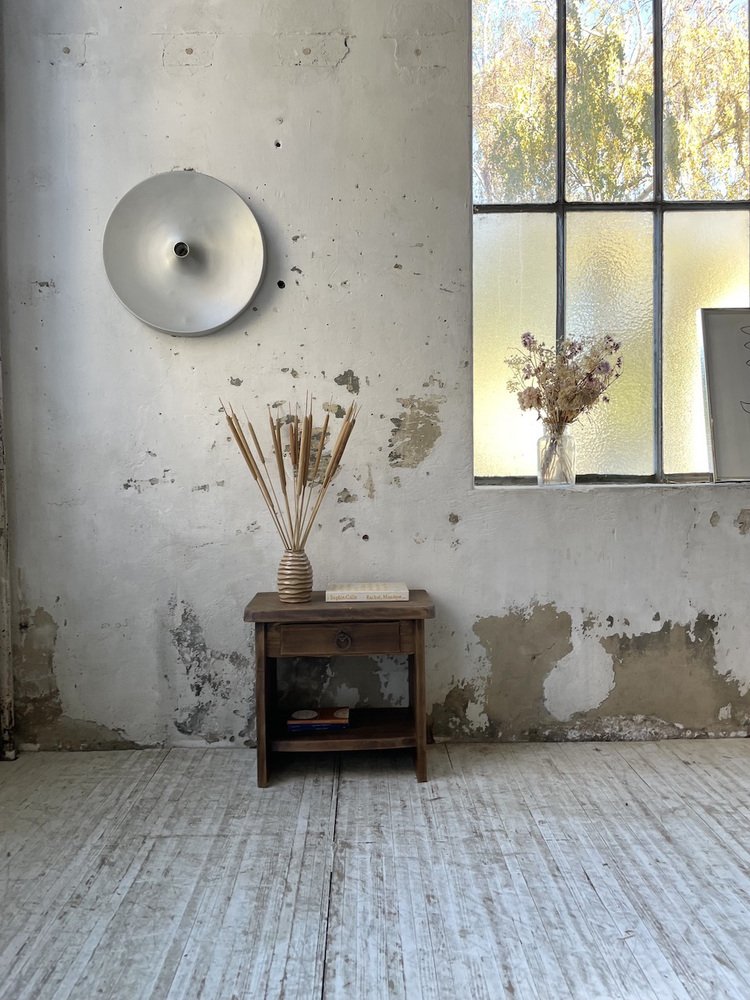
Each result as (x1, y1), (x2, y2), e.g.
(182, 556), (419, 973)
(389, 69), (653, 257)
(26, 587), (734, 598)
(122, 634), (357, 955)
(325, 581), (409, 602)
(286, 707), (350, 732)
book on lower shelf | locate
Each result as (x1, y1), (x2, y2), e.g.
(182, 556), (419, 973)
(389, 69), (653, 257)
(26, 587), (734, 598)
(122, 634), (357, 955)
(325, 581), (409, 602)
(286, 707), (350, 732)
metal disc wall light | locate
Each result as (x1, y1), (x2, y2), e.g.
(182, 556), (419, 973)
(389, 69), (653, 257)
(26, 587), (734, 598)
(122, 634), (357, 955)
(103, 171), (266, 336)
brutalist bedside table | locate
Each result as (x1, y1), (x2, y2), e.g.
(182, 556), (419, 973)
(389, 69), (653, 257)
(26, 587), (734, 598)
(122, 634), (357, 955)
(244, 590), (435, 787)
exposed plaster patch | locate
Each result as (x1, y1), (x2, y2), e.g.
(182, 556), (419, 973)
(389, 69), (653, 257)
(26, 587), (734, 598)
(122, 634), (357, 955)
(162, 33), (217, 70)
(169, 598), (251, 740)
(334, 369), (360, 394)
(431, 606), (750, 742)
(430, 680), (486, 739)
(390, 35), (450, 72)
(229, 376), (243, 386)
(432, 606), (572, 740)
(337, 488), (358, 503)
(339, 516), (355, 532)
(477, 605), (573, 738)
(276, 31), (350, 69)
(734, 509), (750, 535)
(448, 512), (460, 524)
(388, 395), (445, 467)
(594, 615), (750, 732)
(45, 33), (93, 68)
(710, 510), (721, 527)
(13, 605), (137, 749)
(383, 3), (455, 73)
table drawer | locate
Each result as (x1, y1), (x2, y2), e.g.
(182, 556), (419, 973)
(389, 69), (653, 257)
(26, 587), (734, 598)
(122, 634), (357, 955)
(270, 621), (402, 656)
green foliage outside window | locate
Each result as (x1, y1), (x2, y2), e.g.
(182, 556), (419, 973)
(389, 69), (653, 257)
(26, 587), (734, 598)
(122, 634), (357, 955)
(473, 0), (749, 205)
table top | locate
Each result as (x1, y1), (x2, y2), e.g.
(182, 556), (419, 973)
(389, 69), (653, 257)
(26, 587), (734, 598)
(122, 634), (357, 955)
(244, 589), (434, 623)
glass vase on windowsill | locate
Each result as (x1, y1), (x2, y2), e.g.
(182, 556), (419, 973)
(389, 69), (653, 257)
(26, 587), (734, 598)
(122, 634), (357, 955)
(506, 331), (623, 487)
(537, 425), (576, 486)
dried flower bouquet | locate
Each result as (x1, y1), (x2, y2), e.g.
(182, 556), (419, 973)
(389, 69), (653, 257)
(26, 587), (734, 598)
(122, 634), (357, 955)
(506, 332), (623, 435)
(506, 332), (623, 484)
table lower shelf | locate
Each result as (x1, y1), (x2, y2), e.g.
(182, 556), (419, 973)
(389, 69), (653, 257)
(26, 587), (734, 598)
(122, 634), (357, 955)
(271, 707), (417, 753)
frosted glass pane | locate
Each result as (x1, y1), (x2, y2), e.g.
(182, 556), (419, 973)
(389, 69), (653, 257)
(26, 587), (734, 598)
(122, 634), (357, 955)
(663, 0), (750, 200)
(473, 213), (556, 477)
(663, 211), (750, 474)
(566, 213), (654, 475)
(472, 0), (556, 204)
(566, 0), (653, 202)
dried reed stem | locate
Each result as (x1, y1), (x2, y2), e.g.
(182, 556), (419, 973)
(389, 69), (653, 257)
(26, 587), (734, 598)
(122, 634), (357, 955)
(300, 408), (357, 549)
(221, 401), (292, 548)
(225, 397), (358, 553)
(243, 407), (287, 541)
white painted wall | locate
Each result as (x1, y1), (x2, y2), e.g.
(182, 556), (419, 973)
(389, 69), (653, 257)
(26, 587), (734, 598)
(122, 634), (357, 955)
(3, 0), (749, 748)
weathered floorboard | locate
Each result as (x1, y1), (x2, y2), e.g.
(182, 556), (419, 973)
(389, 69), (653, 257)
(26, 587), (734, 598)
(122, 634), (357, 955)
(3, 741), (750, 999)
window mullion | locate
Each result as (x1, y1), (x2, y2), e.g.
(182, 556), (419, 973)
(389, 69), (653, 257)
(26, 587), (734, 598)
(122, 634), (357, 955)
(556, 0), (567, 350)
(654, 0), (664, 479)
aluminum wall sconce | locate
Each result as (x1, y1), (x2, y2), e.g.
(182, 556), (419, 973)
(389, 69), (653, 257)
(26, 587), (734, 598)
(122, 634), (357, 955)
(103, 171), (266, 336)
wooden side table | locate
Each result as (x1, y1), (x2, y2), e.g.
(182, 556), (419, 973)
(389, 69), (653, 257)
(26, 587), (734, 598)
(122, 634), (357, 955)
(244, 590), (434, 787)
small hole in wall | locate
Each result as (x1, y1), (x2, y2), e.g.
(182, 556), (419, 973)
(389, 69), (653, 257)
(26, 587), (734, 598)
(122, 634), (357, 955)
(274, 140), (282, 148)
(277, 280), (286, 289)
(362, 534), (369, 541)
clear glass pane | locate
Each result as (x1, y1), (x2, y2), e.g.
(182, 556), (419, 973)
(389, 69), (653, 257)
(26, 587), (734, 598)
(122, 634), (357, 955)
(663, 211), (750, 474)
(472, 0), (557, 204)
(566, 0), (654, 202)
(664, 0), (750, 201)
(473, 213), (557, 477)
(566, 212), (654, 474)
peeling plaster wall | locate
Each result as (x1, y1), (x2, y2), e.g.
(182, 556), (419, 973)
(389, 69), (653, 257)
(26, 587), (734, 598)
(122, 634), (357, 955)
(2, 1), (750, 749)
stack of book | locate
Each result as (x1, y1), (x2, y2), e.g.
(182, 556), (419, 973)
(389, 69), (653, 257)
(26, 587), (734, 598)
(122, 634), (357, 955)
(286, 707), (351, 733)
(325, 582), (409, 602)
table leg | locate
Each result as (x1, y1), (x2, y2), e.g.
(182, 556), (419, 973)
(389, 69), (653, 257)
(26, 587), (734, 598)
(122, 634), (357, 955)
(255, 623), (270, 787)
(412, 618), (427, 782)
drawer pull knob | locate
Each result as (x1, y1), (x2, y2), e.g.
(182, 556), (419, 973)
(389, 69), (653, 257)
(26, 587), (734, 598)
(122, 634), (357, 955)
(335, 630), (352, 650)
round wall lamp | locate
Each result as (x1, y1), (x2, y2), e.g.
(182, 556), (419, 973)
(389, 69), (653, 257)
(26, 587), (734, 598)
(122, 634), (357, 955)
(103, 171), (266, 336)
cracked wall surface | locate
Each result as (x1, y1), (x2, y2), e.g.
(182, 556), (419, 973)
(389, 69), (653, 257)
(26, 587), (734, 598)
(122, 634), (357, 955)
(3, 0), (750, 749)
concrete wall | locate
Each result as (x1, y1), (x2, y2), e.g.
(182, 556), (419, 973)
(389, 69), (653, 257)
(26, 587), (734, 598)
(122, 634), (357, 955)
(3, 0), (750, 750)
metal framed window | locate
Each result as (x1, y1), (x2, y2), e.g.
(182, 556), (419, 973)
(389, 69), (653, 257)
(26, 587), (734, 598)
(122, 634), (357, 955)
(473, 0), (750, 484)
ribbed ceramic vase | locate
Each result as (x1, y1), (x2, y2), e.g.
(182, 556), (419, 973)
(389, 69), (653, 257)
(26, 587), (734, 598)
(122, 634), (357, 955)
(277, 549), (313, 603)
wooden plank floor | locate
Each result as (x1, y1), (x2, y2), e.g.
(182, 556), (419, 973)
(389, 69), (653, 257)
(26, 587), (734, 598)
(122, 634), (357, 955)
(3, 742), (750, 999)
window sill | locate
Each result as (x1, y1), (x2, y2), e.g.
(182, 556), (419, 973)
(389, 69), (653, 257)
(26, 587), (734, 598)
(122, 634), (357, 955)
(474, 476), (748, 490)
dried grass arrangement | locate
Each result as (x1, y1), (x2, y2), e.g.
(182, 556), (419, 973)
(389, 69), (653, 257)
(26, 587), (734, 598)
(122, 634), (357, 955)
(222, 398), (358, 601)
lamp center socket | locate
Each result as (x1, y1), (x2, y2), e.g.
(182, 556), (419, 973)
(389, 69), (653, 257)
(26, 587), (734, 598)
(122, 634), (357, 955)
(173, 242), (190, 258)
